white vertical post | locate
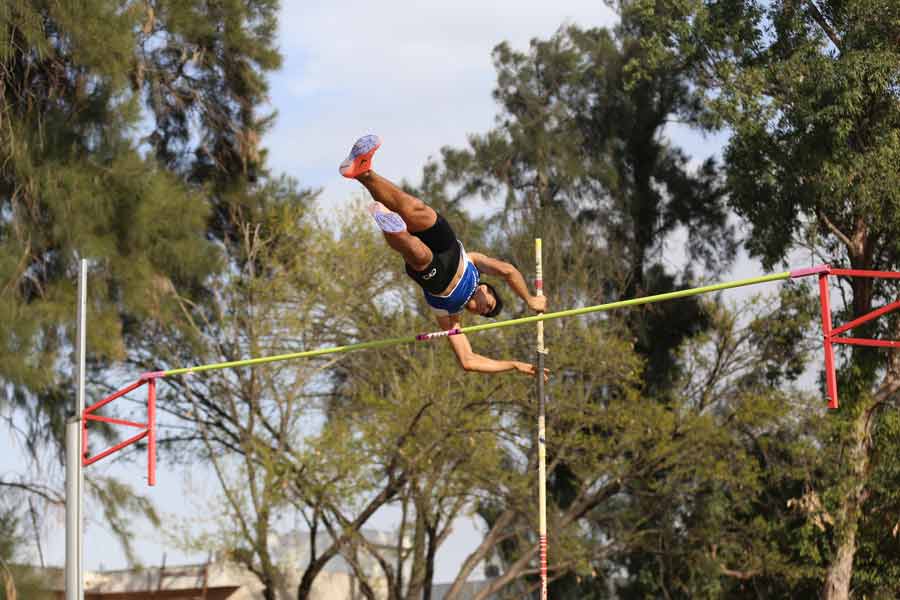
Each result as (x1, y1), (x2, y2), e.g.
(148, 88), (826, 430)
(535, 239), (548, 600)
(65, 259), (87, 600)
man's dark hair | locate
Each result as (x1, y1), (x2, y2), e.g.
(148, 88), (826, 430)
(481, 282), (503, 318)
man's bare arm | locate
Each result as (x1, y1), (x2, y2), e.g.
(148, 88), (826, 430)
(436, 314), (537, 375)
(469, 252), (547, 312)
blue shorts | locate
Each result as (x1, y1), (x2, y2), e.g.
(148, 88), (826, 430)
(423, 245), (480, 316)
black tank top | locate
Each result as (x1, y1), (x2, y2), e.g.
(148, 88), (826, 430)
(406, 241), (461, 294)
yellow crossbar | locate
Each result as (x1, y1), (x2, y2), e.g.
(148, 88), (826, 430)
(158, 271), (791, 377)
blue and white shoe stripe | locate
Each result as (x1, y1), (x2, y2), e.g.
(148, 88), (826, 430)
(350, 134), (380, 158)
(374, 211), (406, 233)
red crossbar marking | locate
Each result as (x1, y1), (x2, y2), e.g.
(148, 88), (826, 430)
(818, 274), (839, 409)
(831, 298), (900, 337)
(830, 268), (900, 280)
(84, 379), (146, 415)
(83, 430), (149, 466)
(85, 414), (146, 429)
(833, 338), (900, 349)
(790, 264), (831, 278)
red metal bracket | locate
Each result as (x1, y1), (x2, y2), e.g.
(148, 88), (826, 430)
(82, 375), (158, 486)
(804, 266), (900, 409)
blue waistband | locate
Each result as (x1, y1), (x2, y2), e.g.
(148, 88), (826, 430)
(424, 256), (480, 316)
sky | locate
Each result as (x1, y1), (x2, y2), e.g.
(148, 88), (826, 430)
(30, 0), (798, 587)
(265, 0), (621, 208)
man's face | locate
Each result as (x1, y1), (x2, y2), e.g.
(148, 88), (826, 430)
(465, 284), (496, 316)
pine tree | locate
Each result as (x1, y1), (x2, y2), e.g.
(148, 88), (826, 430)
(0, 506), (51, 599)
(0, 0), (281, 557)
(1, 0), (216, 489)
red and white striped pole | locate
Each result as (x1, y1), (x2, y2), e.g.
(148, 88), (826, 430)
(535, 238), (548, 600)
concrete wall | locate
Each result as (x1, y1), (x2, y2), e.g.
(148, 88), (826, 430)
(46, 560), (494, 600)
(45, 562), (388, 600)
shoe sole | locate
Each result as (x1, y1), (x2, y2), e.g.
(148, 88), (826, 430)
(340, 134), (382, 178)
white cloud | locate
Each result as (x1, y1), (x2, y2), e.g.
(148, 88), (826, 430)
(265, 0), (617, 208)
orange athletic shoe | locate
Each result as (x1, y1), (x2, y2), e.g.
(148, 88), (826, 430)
(339, 134), (382, 178)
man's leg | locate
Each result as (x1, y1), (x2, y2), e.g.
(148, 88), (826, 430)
(357, 171), (437, 233)
(379, 230), (431, 271)
(339, 134), (438, 232)
(360, 173), (437, 270)
(340, 135), (437, 270)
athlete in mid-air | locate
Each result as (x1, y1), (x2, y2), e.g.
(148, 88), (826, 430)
(340, 134), (547, 377)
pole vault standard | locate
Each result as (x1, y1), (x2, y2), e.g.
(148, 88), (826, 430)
(535, 239), (549, 600)
(65, 259), (87, 600)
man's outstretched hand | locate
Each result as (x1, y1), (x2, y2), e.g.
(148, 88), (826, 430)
(514, 361), (550, 382)
(528, 295), (547, 313)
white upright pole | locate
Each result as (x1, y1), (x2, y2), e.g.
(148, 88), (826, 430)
(535, 239), (548, 600)
(65, 259), (87, 600)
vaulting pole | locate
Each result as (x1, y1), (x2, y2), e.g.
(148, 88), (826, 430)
(65, 258), (87, 600)
(155, 270), (795, 378)
(535, 238), (548, 600)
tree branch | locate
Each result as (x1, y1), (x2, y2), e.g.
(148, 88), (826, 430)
(816, 208), (853, 250)
(0, 481), (64, 506)
(805, 1), (842, 50)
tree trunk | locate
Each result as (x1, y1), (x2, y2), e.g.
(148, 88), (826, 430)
(821, 408), (868, 600)
(296, 475), (406, 599)
(422, 525), (438, 600)
(820, 229), (876, 600)
(822, 337), (900, 599)
(444, 509), (517, 599)
(822, 278), (900, 600)
(822, 530), (858, 600)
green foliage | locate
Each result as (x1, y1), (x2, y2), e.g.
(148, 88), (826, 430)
(619, 0), (900, 595)
(159, 199), (390, 598)
(1, 1), (216, 433)
(852, 409), (900, 598)
(0, 0), (281, 571)
(677, 1), (900, 595)
(0, 506), (51, 600)
(142, 3), (897, 598)
(137, 0), (281, 187)
(612, 288), (829, 598)
(2, 2), (895, 599)
(712, 0), (900, 277)
(0, 508), (21, 566)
